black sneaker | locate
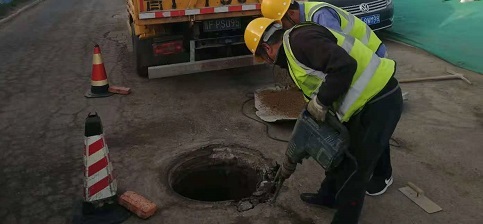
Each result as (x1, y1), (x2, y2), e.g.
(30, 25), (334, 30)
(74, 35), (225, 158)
(300, 193), (335, 209)
(366, 176), (393, 196)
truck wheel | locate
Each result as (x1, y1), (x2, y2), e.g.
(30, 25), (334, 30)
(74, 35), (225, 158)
(131, 23), (149, 77)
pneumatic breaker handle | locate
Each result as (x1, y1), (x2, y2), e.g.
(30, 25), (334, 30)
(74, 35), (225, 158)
(325, 111), (350, 145)
(305, 109), (350, 144)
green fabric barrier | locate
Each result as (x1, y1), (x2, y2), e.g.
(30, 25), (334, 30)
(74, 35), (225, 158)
(381, 0), (483, 74)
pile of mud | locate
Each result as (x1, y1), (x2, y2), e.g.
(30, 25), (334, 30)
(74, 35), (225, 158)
(255, 87), (306, 122)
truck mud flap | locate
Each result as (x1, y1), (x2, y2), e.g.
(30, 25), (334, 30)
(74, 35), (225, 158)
(148, 55), (262, 79)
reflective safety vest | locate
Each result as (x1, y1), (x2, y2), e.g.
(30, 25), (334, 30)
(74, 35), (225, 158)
(282, 24), (395, 122)
(304, 2), (383, 54)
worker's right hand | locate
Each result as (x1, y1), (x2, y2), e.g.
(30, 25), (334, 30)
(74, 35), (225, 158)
(307, 97), (328, 122)
(280, 156), (297, 180)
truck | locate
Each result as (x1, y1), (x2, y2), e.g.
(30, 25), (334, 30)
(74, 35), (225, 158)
(127, 0), (262, 79)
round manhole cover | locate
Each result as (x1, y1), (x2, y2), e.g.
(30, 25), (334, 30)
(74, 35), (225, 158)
(168, 144), (272, 202)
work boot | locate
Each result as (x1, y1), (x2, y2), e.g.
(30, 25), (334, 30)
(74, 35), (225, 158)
(366, 176), (393, 196)
(300, 193), (335, 209)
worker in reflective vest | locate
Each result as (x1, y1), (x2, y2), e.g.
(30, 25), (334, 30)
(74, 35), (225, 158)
(262, 0), (394, 195)
(261, 0), (387, 58)
(245, 18), (402, 224)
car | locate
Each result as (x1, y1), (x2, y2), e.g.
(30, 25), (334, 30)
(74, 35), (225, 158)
(309, 0), (394, 30)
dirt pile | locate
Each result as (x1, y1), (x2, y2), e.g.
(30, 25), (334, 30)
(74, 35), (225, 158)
(257, 88), (306, 118)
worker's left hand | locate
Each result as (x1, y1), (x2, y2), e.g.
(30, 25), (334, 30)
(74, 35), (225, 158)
(307, 97), (328, 122)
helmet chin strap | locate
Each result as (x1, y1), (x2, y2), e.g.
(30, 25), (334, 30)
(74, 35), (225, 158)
(262, 48), (275, 64)
(284, 14), (297, 27)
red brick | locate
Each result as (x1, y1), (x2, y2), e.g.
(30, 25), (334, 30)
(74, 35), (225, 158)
(118, 191), (157, 219)
(108, 86), (131, 95)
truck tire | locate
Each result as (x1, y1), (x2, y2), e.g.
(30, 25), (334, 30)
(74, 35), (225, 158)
(131, 23), (150, 77)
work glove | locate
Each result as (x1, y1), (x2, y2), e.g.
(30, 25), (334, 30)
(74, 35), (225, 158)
(307, 97), (328, 122)
(279, 155), (297, 180)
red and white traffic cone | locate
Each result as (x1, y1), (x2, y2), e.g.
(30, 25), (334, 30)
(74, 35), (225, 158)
(84, 113), (116, 202)
(79, 113), (130, 223)
(85, 45), (114, 98)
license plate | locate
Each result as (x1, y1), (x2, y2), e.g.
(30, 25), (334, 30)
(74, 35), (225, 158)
(361, 14), (381, 25)
(203, 18), (241, 32)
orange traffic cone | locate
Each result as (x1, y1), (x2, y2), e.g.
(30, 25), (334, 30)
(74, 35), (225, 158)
(85, 45), (114, 98)
(78, 113), (130, 223)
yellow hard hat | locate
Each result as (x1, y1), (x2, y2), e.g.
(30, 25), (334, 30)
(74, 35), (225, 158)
(261, 0), (292, 20)
(244, 17), (279, 61)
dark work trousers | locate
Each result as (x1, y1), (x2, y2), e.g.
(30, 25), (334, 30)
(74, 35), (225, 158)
(319, 82), (403, 224)
(373, 142), (392, 178)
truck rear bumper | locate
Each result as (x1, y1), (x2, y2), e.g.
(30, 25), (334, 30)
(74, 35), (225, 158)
(148, 55), (262, 79)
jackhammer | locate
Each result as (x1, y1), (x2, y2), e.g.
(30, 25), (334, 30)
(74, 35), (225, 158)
(269, 110), (356, 203)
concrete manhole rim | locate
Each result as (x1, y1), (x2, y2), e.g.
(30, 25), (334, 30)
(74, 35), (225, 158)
(166, 143), (272, 204)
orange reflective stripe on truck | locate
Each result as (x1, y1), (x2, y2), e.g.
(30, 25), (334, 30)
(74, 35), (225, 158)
(139, 4), (260, 19)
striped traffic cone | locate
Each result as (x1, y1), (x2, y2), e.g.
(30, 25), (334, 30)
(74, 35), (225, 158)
(78, 113), (130, 223)
(84, 112), (116, 202)
(85, 45), (114, 98)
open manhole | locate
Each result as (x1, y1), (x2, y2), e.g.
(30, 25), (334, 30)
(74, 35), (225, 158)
(168, 144), (274, 203)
